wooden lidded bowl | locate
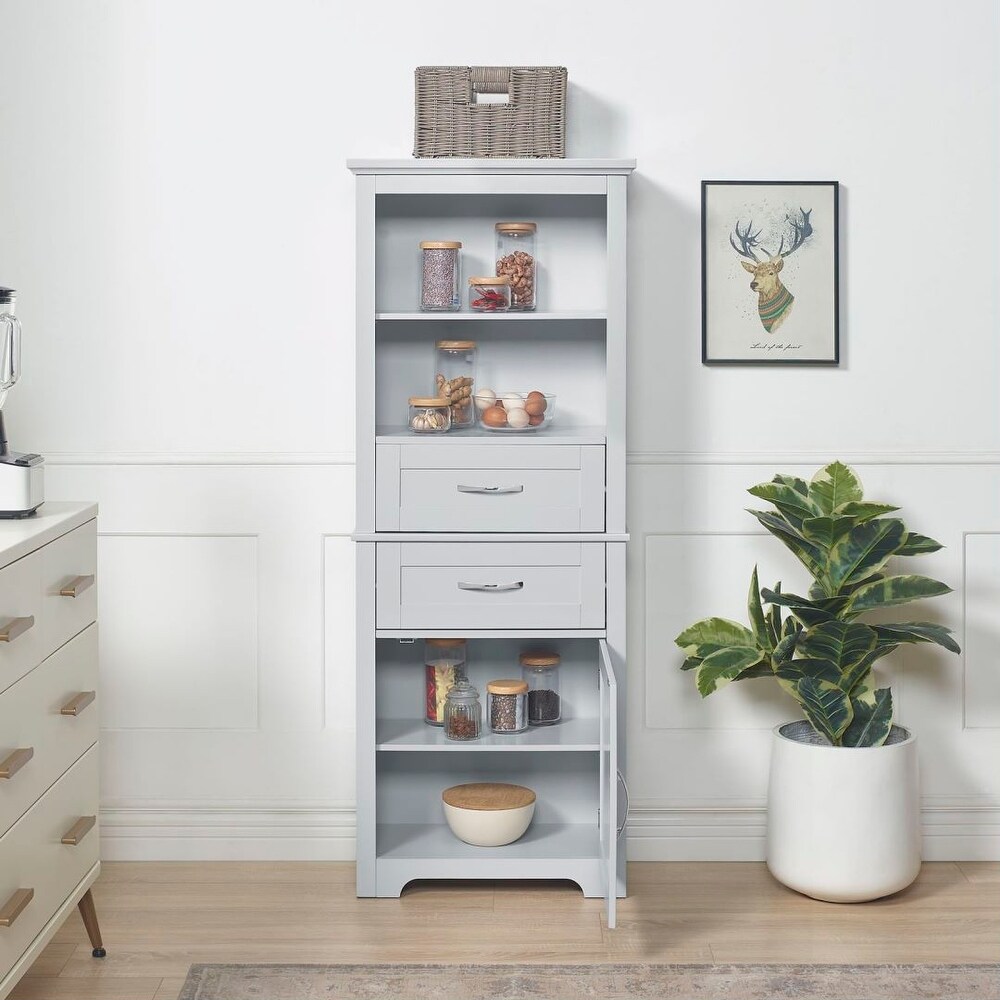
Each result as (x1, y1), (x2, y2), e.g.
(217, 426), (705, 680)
(441, 782), (536, 847)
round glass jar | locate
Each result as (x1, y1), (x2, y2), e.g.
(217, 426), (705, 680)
(425, 639), (467, 726)
(468, 276), (511, 312)
(408, 397), (451, 434)
(521, 652), (561, 726)
(435, 340), (477, 428)
(487, 679), (528, 734)
(443, 679), (482, 741)
(495, 222), (537, 310)
(420, 241), (462, 312)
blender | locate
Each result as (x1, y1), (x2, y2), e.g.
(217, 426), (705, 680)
(0, 288), (43, 517)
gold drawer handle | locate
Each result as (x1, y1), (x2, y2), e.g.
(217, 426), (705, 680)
(60, 691), (96, 716)
(0, 747), (33, 779)
(0, 615), (34, 643)
(62, 815), (96, 846)
(59, 575), (95, 598)
(0, 888), (33, 927)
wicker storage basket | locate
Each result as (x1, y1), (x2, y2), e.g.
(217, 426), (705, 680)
(414, 66), (567, 159)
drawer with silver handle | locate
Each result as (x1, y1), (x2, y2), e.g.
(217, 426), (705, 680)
(0, 746), (99, 979)
(375, 542), (606, 630)
(376, 443), (605, 532)
(42, 521), (97, 656)
(0, 625), (98, 837)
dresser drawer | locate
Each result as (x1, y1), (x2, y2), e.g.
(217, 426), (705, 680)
(0, 746), (99, 980)
(42, 521), (97, 654)
(376, 542), (605, 630)
(0, 551), (45, 697)
(0, 626), (98, 837)
(376, 443), (605, 532)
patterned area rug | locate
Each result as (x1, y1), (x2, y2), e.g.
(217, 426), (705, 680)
(178, 963), (1000, 999)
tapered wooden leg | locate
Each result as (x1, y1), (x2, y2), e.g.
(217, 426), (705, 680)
(77, 889), (106, 958)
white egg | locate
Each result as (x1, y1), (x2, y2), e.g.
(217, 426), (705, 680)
(501, 393), (526, 409)
(506, 407), (530, 428)
(474, 389), (496, 411)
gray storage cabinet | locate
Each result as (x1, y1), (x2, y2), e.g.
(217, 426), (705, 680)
(349, 158), (634, 928)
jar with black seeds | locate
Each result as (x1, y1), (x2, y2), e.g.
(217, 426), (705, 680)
(521, 651), (561, 726)
(487, 679), (528, 734)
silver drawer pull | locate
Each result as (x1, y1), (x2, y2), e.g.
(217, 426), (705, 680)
(62, 815), (97, 846)
(0, 615), (34, 643)
(456, 484), (524, 495)
(0, 747), (33, 779)
(0, 888), (33, 927)
(60, 691), (96, 716)
(457, 581), (524, 592)
(59, 574), (95, 598)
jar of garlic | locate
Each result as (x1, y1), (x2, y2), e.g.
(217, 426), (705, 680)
(408, 397), (451, 433)
(435, 340), (477, 428)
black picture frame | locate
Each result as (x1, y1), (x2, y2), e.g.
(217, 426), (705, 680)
(701, 180), (840, 366)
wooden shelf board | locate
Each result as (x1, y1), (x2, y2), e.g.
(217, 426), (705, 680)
(376, 718), (601, 752)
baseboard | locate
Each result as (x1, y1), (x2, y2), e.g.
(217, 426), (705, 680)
(100, 798), (1000, 862)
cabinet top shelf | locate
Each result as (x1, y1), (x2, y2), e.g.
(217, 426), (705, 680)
(375, 311), (606, 322)
(348, 158), (636, 176)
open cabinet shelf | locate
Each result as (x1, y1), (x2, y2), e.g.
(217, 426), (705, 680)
(376, 311), (607, 321)
(377, 717), (602, 752)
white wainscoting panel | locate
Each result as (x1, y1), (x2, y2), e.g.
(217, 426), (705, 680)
(323, 535), (356, 732)
(964, 533), (1000, 729)
(99, 533), (259, 730)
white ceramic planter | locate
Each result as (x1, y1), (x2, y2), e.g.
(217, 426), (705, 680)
(766, 721), (920, 902)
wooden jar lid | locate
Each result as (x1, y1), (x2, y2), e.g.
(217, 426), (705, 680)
(442, 782), (536, 811)
(520, 651), (560, 667)
(426, 638), (466, 647)
(487, 678), (528, 695)
(419, 241), (462, 249)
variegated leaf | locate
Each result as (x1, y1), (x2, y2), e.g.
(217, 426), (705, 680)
(842, 688), (894, 747)
(827, 518), (907, 591)
(801, 515), (856, 549)
(797, 621), (877, 682)
(897, 532), (944, 556)
(675, 618), (755, 654)
(696, 646), (766, 697)
(809, 461), (864, 515)
(772, 474), (810, 497)
(849, 575), (952, 613)
(761, 588), (850, 627)
(873, 622), (961, 654)
(747, 482), (819, 526)
(836, 501), (900, 522)
(746, 509), (825, 577)
(775, 657), (843, 686)
(795, 676), (854, 745)
(747, 566), (772, 651)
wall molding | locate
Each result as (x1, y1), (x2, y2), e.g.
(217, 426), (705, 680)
(46, 452), (357, 466)
(100, 798), (1000, 863)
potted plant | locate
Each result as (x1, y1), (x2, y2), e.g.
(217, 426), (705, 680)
(675, 462), (960, 902)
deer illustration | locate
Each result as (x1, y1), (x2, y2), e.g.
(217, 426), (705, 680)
(730, 209), (813, 333)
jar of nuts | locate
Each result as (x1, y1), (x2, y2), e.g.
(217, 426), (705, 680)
(435, 340), (477, 428)
(496, 222), (537, 311)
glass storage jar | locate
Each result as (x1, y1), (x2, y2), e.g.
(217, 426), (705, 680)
(468, 276), (511, 312)
(487, 679), (528, 734)
(435, 340), (477, 428)
(495, 222), (537, 310)
(419, 241), (462, 311)
(408, 397), (451, 434)
(425, 639), (467, 726)
(521, 651), (561, 725)
(444, 679), (482, 741)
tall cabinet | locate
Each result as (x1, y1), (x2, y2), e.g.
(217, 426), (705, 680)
(349, 159), (633, 927)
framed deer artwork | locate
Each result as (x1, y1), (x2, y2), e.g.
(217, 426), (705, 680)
(702, 180), (839, 365)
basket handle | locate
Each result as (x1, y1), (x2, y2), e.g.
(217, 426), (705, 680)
(470, 67), (511, 96)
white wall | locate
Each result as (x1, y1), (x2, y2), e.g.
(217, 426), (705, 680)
(1, 0), (997, 861)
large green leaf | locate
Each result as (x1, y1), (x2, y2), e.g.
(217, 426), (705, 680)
(761, 588), (850, 627)
(747, 481), (819, 526)
(873, 622), (961, 654)
(696, 646), (766, 697)
(772, 474), (810, 497)
(746, 509), (825, 577)
(772, 628), (800, 667)
(775, 657), (843, 686)
(747, 567), (771, 651)
(897, 532), (944, 556)
(797, 621), (877, 680)
(849, 575), (952, 613)
(809, 461), (864, 515)
(838, 647), (881, 693)
(827, 518), (907, 591)
(795, 676), (854, 744)
(842, 688), (894, 747)
(801, 515), (856, 549)
(836, 501), (900, 522)
(675, 618), (756, 654)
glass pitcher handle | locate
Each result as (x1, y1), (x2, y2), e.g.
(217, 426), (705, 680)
(0, 315), (20, 389)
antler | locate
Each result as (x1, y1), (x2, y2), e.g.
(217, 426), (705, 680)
(729, 220), (764, 261)
(765, 208), (813, 259)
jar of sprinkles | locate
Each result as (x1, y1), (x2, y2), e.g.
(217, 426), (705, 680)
(487, 679), (528, 734)
(420, 241), (462, 311)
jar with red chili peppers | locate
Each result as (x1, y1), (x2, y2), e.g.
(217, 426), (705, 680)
(468, 276), (511, 312)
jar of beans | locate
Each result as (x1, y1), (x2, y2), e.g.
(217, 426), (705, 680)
(521, 651), (561, 726)
(425, 639), (467, 726)
(468, 276), (511, 312)
(443, 680), (482, 741)
(495, 222), (537, 310)
(487, 679), (528, 734)
(420, 241), (462, 311)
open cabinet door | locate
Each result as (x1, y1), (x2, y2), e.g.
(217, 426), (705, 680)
(598, 639), (619, 929)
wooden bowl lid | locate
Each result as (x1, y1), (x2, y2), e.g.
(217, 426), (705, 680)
(442, 782), (536, 811)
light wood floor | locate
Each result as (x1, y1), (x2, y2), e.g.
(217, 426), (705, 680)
(10, 862), (999, 1000)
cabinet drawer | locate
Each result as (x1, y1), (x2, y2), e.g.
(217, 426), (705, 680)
(0, 626), (98, 837)
(376, 542), (605, 629)
(0, 746), (98, 981)
(0, 551), (45, 697)
(42, 521), (97, 654)
(376, 443), (605, 532)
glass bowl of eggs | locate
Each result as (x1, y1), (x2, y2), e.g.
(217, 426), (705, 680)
(474, 390), (555, 432)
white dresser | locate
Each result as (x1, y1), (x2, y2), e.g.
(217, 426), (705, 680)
(0, 502), (104, 1000)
